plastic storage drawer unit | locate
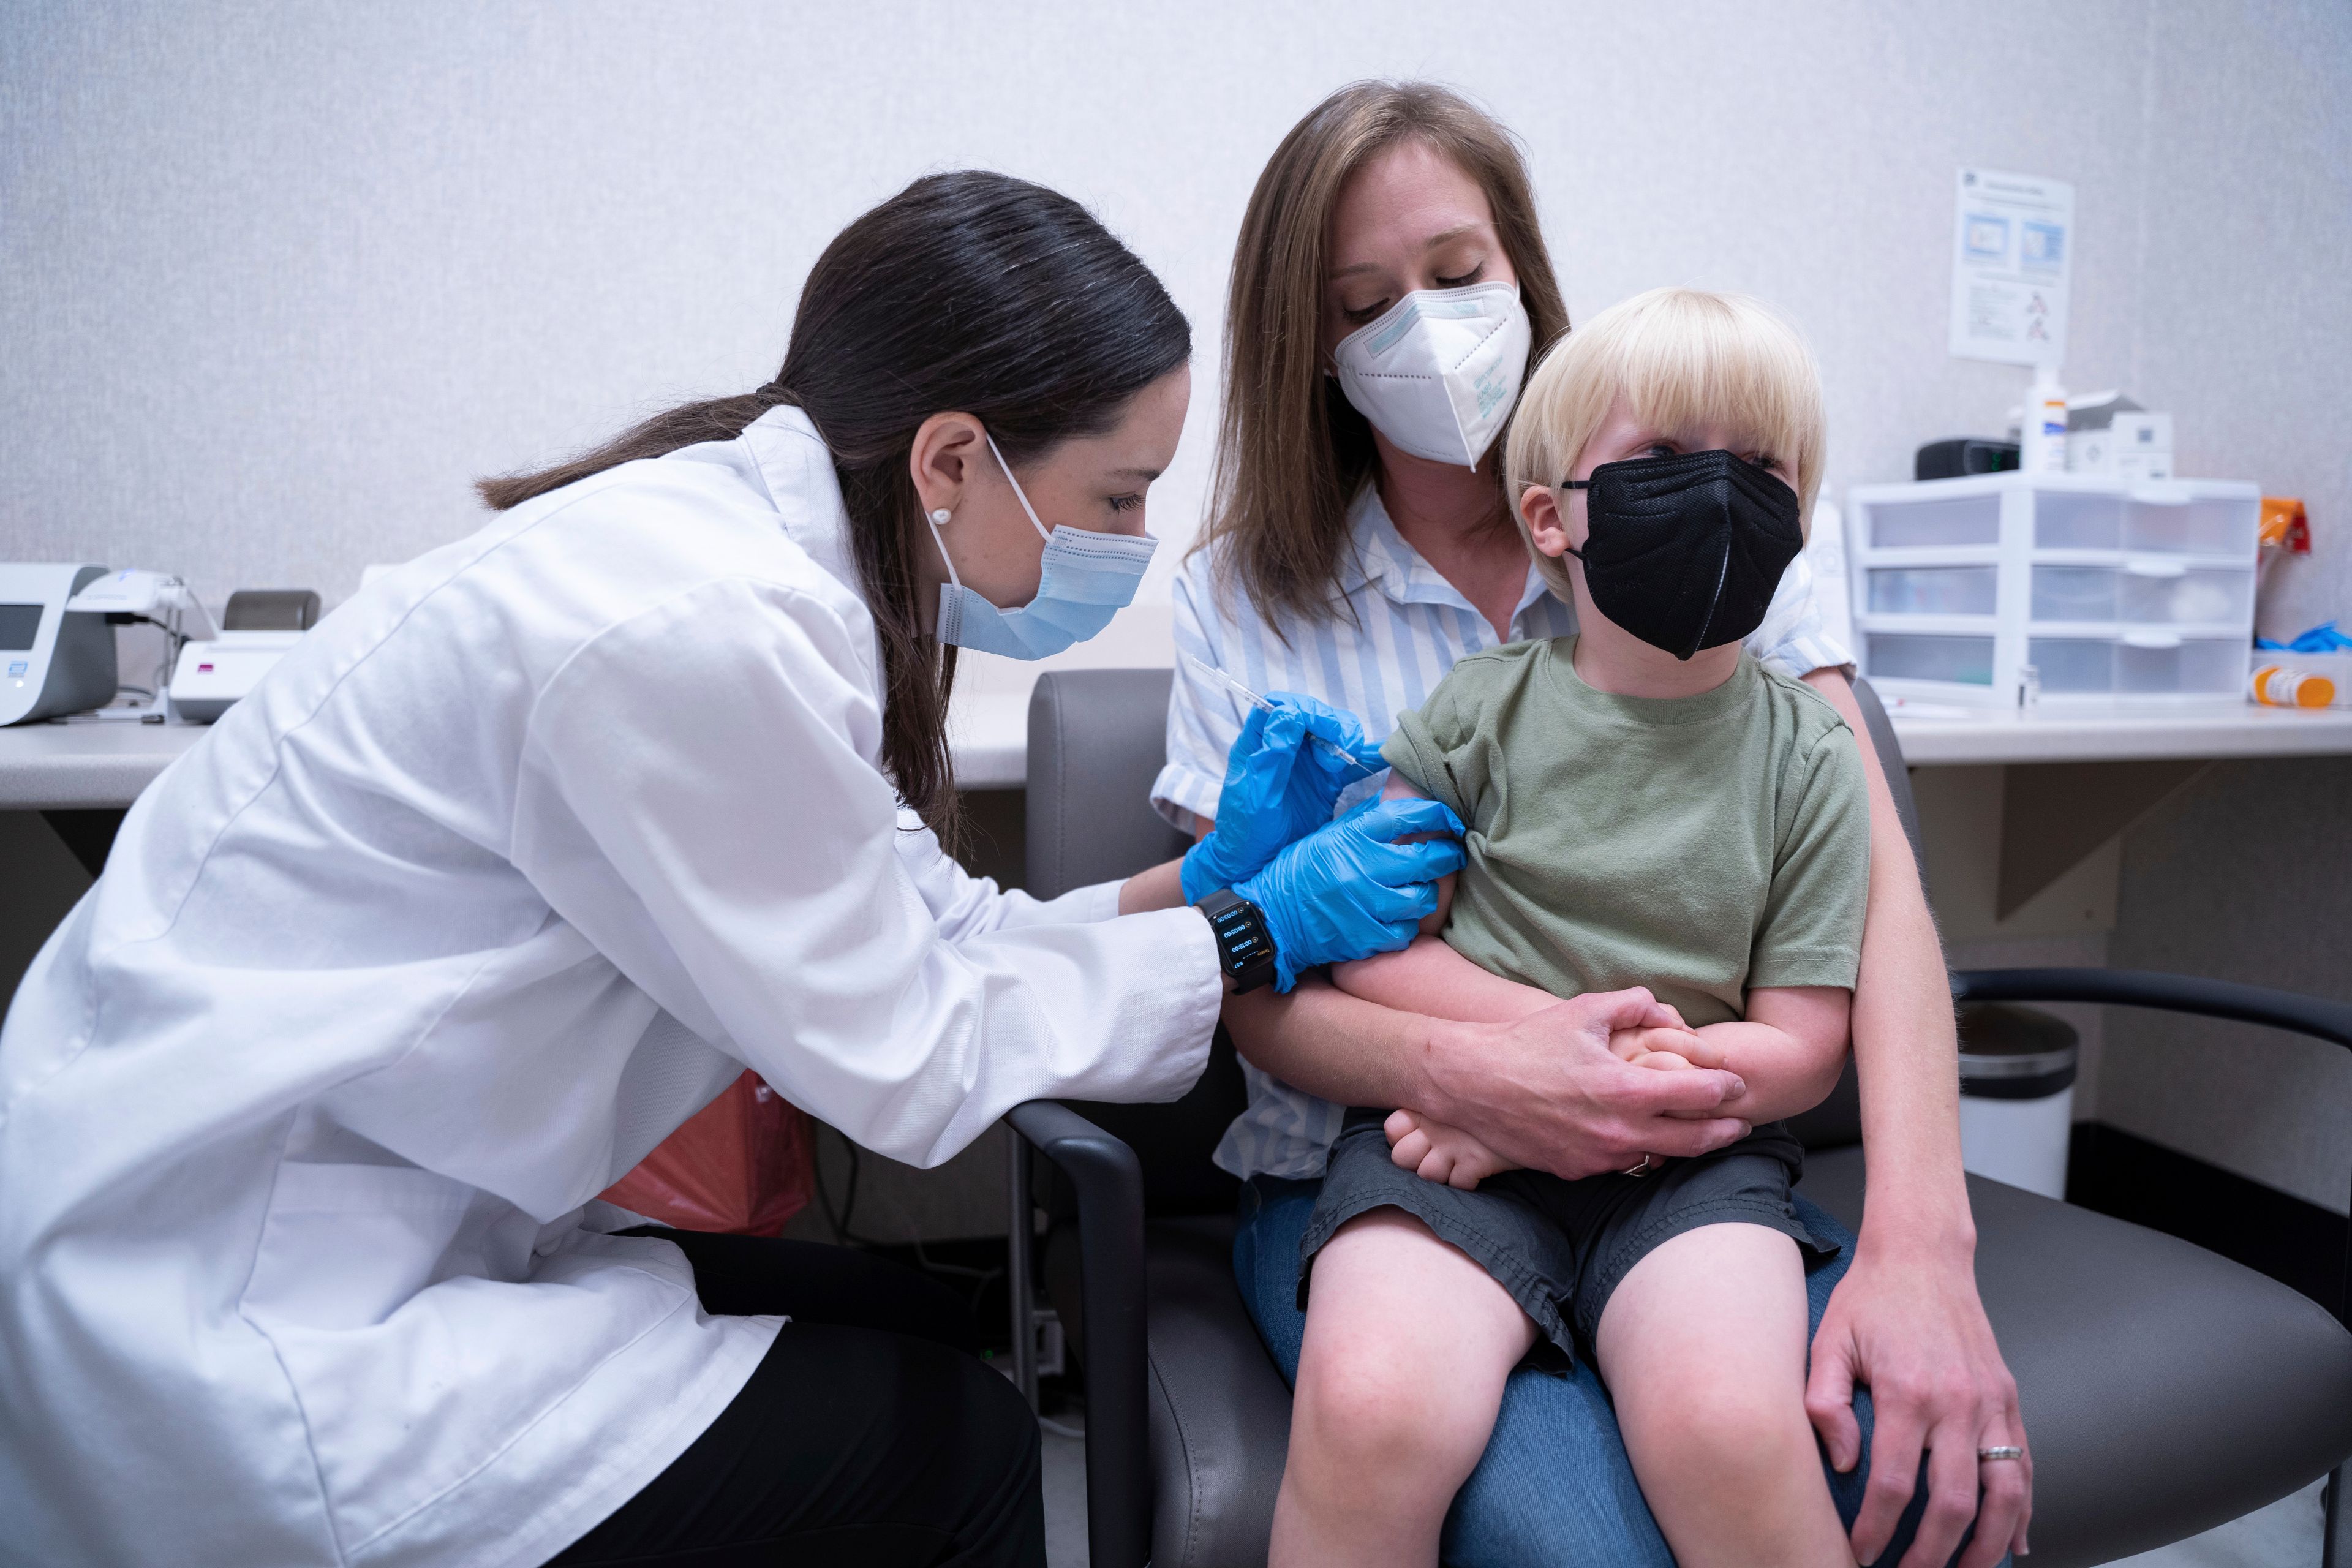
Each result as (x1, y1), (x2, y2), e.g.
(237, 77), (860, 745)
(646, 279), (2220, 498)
(1845, 473), (2260, 707)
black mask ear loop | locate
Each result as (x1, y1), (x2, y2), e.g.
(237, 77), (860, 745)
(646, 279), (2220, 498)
(1559, 477), (1591, 560)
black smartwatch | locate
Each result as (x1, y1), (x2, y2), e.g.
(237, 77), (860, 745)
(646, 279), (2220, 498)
(1195, 888), (1277, 993)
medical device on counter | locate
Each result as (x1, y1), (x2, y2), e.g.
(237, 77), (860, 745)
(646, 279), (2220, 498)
(70, 567), (222, 715)
(169, 635), (299, 722)
(1914, 438), (2020, 482)
(0, 563), (118, 725)
(168, 589), (322, 723)
(67, 567), (219, 643)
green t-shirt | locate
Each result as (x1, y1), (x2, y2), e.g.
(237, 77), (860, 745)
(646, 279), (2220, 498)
(1380, 637), (1870, 1027)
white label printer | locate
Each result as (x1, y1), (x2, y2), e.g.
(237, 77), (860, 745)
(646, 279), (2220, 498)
(168, 589), (322, 722)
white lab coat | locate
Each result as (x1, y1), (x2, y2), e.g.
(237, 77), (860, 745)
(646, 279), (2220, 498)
(0, 405), (1220, 1568)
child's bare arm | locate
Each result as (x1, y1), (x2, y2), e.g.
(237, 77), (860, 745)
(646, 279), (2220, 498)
(1381, 769), (1453, 935)
(1678, 986), (1850, 1123)
(1329, 771), (1544, 1019)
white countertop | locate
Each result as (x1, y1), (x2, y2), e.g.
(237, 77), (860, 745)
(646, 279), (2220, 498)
(1876, 696), (2352, 764)
(9, 687), (2352, 811)
(0, 698), (1046, 809)
(945, 692), (1032, 790)
(0, 718), (206, 810)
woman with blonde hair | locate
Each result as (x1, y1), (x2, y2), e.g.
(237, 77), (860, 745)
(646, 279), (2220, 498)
(1158, 82), (2031, 1566)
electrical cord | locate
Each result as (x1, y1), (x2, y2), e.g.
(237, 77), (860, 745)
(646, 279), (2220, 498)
(810, 1128), (875, 1247)
(809, 1125), (1016, 1322)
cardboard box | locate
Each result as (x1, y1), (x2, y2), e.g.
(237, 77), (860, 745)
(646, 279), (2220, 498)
(2072, 410), (2174, 478)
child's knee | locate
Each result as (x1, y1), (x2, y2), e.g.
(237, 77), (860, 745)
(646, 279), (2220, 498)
(1292, 1343), (1495, 1485)
(1637, 1374), (1817, 1488)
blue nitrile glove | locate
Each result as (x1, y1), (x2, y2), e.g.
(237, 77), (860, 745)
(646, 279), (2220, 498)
(1234, 795), (1468, 991)
(2290, 620), (2352, 653)
(1179, 692), (1387, 904)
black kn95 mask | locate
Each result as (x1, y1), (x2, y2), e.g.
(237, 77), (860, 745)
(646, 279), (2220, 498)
(1564, 448), (1804, 661)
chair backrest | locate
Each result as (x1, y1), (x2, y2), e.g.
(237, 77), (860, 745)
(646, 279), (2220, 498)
(1022, 668), (1926, 1170)
(1025, 668), (1191, 901)
(1028, 669), (1246, 1216)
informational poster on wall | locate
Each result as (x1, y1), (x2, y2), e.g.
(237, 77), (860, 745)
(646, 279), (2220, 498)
(1948, 167), (2073, 368)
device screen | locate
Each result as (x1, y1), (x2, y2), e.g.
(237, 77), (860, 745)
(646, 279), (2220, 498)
(0, 604), (43, 652)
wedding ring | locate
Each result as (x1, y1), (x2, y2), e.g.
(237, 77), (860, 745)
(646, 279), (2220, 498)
(1977, 1446), (2024, 1462)
(1621, 1155), (1654, 1177)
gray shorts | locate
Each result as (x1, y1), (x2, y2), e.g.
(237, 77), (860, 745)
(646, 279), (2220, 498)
(1300, 1107), (1841, 1365)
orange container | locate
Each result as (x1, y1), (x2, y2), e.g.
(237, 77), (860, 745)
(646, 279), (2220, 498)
(600, 1072), (815, 1235)
(2252, 664), (2337, 709)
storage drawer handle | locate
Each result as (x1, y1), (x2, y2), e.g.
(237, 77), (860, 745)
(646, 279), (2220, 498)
(2120, 631), (2184, 650)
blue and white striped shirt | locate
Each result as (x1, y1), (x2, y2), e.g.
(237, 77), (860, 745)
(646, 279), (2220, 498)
(1153, 486), (1853, 1180)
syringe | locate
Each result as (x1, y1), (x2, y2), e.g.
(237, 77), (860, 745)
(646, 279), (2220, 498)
(1181, 651), (1378, 780)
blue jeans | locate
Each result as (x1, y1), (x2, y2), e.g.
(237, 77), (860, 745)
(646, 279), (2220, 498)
(1236, 1175), (1991, 1567)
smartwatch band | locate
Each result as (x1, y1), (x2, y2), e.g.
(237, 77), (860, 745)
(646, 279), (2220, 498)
(1194, 888), (1276, 993)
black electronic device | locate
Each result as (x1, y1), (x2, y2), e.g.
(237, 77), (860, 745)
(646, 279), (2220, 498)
(1915, 438), (2021, 481)
(1195, 888), (1276, 993)
(222, 589), (322, 632)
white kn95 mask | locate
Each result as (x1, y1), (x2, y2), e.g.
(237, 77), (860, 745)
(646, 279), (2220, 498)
(1331, 282), (1533, 469)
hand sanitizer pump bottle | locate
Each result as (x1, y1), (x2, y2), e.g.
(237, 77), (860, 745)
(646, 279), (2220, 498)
(2021, 367), (2068, 473)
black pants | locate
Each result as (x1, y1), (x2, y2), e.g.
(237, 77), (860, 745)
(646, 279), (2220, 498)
(548, 1230), (1046, 1568)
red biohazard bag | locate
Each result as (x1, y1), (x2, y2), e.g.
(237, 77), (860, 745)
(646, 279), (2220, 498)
(599, 1072), (815, 1235)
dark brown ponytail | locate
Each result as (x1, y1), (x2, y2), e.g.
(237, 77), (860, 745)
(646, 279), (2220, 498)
(477, 172), (1190, 848)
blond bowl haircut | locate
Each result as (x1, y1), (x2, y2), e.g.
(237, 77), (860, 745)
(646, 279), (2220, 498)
(1504, 287), (1827, 606)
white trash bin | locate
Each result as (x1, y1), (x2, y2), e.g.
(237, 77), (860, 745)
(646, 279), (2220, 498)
(1955, 1003), (2079, 1200)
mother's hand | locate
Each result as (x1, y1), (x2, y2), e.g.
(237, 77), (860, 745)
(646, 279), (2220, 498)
(1807, 1241), (2031, 1567)
(1425, 987), (1753, 1180)
(1178, 692), (1385, 903)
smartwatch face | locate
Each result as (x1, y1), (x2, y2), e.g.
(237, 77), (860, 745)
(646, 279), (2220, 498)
(1204, 895), (1273, 987)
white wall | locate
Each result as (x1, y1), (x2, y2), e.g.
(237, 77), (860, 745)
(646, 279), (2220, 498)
(7, 1), (2348, 638)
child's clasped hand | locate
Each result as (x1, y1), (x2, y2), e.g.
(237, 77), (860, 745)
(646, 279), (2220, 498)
(1606, 1001), (1710, 1074)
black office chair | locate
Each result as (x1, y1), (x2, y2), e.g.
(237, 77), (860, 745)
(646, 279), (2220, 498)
(1005, 668), (2352, 1568)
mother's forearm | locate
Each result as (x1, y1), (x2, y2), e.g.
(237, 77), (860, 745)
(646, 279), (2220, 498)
(1331, 935), (1555, 1025)
(1802, 670), (1973, 1256)
(1221, 975), (1455, 1116)
(1850, 846), (1975, 1252)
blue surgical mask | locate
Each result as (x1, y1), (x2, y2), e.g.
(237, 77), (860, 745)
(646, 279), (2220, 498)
(929, 432), (1158, 660)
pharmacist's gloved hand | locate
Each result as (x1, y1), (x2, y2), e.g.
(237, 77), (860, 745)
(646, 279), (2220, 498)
(1179, 692), (1387, 904)
(1235, 796), (1466, 992)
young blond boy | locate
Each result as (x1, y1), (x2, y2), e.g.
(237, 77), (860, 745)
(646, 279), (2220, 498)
(1273, 288), (1871, 1567)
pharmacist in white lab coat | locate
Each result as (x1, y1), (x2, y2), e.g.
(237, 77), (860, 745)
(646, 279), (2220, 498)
(0, 173), (1467, 1568)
